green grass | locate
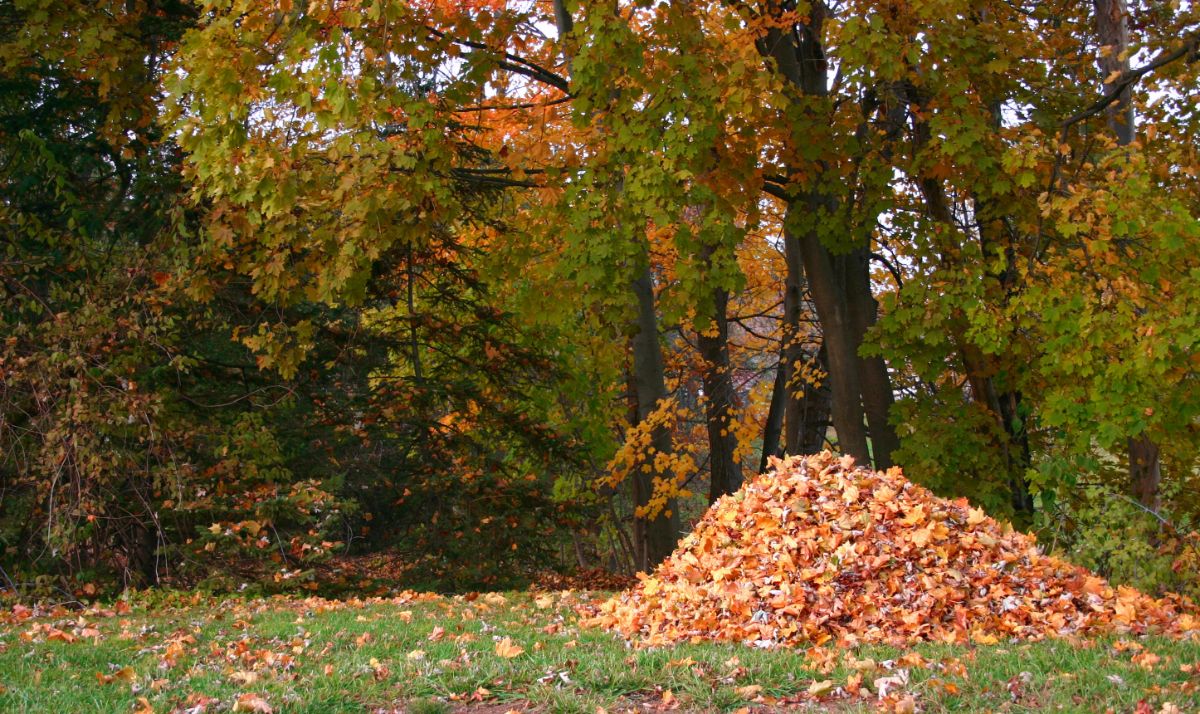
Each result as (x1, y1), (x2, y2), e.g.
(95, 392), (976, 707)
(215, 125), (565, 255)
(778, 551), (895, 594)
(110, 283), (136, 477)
(2, 590), (1199, 712)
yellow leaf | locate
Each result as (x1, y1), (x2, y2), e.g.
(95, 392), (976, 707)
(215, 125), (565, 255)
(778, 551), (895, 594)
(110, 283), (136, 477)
(807, 679), (834, 696)
(899, 504), (926, 526)
(114, 665), (137, 683)
(843, 484), (860, 503)
(494, 637), (524, 658)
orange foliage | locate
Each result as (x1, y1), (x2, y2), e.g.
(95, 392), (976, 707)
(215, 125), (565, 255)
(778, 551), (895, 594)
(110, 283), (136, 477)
(585, 452), (1197, 647)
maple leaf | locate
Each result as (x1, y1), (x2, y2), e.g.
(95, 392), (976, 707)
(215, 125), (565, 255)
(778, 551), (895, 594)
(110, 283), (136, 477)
(586, 453), (1190, 648)
(493, 637), (524, 658)
(232, 693), (273, 713)
(807, 679), (834, 696)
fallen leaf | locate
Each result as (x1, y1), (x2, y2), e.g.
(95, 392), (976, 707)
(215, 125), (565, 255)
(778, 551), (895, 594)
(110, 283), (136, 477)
(494, 637), (524, 658)
(232, 693), (273, 713)
(807, 679), (834, 696)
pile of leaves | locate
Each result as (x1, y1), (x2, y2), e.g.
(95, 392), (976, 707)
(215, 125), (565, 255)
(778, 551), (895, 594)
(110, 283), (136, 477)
(587, 453), (1199, 647)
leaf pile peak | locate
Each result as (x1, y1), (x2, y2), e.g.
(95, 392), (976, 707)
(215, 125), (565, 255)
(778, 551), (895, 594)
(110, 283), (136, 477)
(586, 453), (1197, 647)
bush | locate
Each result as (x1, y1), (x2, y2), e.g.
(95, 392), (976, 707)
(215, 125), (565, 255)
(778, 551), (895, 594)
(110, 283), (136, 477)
(1044, 484), (1200, 600)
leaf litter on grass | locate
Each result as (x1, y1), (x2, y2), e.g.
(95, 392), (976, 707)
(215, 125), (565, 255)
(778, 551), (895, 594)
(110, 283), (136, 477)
(586, 452), (1200, 649)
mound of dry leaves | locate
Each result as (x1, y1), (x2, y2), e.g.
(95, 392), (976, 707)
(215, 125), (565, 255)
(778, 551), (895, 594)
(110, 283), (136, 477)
(587, 452), (1198, 647)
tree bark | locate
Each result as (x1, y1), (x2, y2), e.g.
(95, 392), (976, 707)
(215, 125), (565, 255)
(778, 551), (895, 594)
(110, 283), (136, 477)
(698, 284), (744, 502)
(630, 260), (680, 569)
(1092, 0), (1163, 510)
(843, 249), (900, 468)
(759, 354), (786, 472)
(788, 207), (871, 464)
(752, 8), (893, 468)
(798, 345), (833, 455)
(1129, 435), (1162, 510)
(780, 221), (836, 459)
(555, 0), (678, 568)
(1094, 0), (1136, 146)
(780, 225), (806, 456)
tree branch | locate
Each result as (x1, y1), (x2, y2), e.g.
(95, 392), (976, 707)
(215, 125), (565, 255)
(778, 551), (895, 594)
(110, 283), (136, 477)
(1060, 31), (1200, 133)
(424, 25), (571, 93)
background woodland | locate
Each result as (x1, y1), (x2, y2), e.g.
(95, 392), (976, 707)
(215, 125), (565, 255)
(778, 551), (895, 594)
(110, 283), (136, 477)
(2, 0), (1199, 597)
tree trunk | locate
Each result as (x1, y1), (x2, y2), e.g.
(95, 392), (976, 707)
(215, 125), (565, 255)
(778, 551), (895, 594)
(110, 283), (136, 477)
(842, 249), (900, 468)
(1093, 0), (1136, 146)
(699, 285), (744, 502)
(779, 227), (835, 459)
(1093, 0), (1163, 509)
(789, 207), (871, 464)
(554, 1), (678, 568)
(624, 368), (645, 569)
(758, 354), (786, 473)
(1129, 435), (1162, 511)
(630, 260), (680, 569)
(753, 9), (891, 468)
(781, 225), (807, 456)
(797, 345), (833, 455)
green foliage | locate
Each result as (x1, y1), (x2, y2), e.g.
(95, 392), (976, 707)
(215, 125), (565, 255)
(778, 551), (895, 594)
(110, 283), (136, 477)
(1045, 485), (1200, 601)
(889, 397), (1020, 517)
(6, 0), (1200, 597)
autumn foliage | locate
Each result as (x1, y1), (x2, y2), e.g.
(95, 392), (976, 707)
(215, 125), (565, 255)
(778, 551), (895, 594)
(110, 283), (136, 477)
(588, 452), (1197, 647)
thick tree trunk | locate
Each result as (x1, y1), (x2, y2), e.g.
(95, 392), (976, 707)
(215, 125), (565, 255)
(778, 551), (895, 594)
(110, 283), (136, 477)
(1093, 0), (1163, 509)
(788, 208), (871, 464)
(779, 222), (840, 460)
(780, 225), (808, 456)
(699, 286), (744, 502)
(754, 10), (893, 468)
(630, 261), (680, 569)
(842, 249), (900, 468)
(1094, 0), (1136, 146)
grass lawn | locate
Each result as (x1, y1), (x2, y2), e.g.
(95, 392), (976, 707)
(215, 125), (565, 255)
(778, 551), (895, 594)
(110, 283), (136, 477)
(1, 590), (1199, 713)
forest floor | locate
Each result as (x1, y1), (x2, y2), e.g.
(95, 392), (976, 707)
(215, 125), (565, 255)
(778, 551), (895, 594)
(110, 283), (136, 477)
(2, 589), (1200, 713)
